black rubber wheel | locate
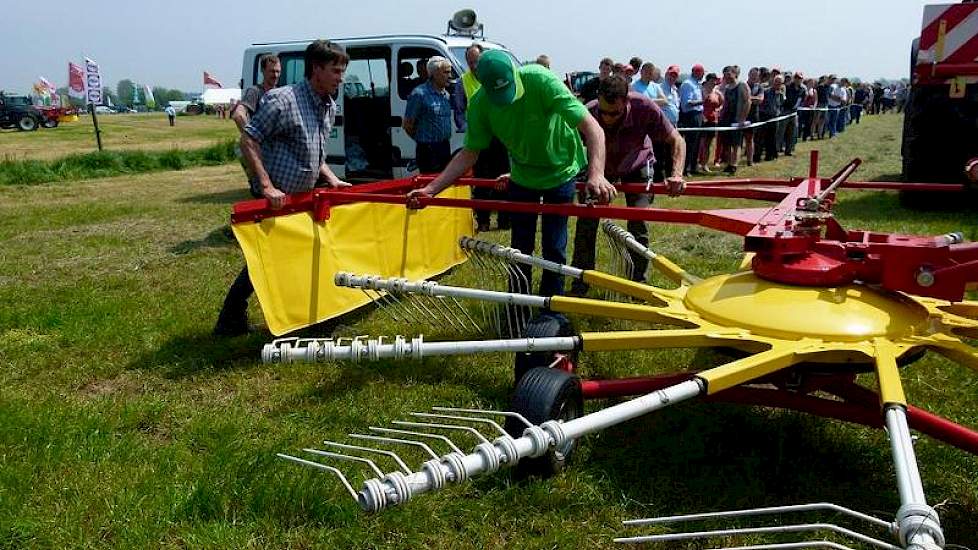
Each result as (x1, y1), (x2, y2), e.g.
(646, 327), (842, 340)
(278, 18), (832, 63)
(17, 115), (37, 131)
(505, 366), (583, 479)
(514, 312), (576, 385)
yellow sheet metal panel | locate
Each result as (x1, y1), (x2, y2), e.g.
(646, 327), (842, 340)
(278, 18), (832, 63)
(874, 338), (907, 407)
(581, 328), (726, 352)
(232, 186), (472, 335)
(683, 272), (930, 342)
(652, 255), (698, 285)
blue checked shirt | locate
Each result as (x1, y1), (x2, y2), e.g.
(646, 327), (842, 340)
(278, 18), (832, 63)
(244, 78), (336, 194)
(405, 81), (452, 144)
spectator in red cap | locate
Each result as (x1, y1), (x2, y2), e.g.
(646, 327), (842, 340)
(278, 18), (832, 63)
(679, 63), (705, 175)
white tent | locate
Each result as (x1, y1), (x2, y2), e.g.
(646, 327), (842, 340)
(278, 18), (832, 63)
(201, 88), (241, 105)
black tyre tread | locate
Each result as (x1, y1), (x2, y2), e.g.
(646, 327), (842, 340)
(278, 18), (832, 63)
(514, 313), (576, 384)
(505, 367), (583, 478)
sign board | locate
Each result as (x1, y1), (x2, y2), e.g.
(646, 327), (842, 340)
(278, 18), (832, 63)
(84, 57), (102, 105)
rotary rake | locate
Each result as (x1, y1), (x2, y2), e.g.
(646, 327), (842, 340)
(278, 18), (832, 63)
(260, 153), (978, 549)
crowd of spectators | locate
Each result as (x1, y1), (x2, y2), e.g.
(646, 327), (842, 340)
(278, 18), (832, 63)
(575, 57), (909, 175)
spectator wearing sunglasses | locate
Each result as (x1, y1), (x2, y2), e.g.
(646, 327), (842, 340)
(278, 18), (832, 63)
(569, 75), (685, 295)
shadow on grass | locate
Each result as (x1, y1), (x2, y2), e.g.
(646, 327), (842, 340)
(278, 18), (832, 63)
(126, 330), (267, 377)
(178, 188), (253, 205)
(834, 189), (977, 228)
(169, 225), (236, 255)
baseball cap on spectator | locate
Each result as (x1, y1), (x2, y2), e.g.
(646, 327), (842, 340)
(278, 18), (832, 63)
(794, 72), (804, 79)
(477, 49), (525, 106)
(666, 65), (680, 77)
(705, 73), (718, 83)
(692, 63), (705, 74)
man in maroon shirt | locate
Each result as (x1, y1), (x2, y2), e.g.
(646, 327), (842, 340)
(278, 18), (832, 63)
(570, 75), (686, 295)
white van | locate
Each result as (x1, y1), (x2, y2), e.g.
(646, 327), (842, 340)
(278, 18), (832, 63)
(240, 33), (519, 181)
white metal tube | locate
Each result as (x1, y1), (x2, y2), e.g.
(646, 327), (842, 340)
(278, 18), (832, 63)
(355, 378), (705, 512)
(460, 237), (584, 278)
(560, 379), (704, 440)
(262, 336), (580, 364)
(335, 272), (548, 308)
(884, 406), (926, 506)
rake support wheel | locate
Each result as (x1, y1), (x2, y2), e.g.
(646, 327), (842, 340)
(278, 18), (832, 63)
(506, 366), (583, 478)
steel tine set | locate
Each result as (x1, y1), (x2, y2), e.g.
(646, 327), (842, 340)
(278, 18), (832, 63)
(354, 273), (481, 335)
(616, 503), (911, 550)
(460, 236), (532, 338)
(278, 406), (537, 512)
(601, 222), (636, 297)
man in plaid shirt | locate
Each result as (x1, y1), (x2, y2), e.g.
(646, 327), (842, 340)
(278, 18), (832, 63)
(214, 39), (350, 336)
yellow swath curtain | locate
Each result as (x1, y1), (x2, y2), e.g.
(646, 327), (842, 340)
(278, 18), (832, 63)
(232, 186), (472, 335)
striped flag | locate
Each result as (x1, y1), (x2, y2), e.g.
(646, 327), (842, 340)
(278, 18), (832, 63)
(203, 71), (224, 88)
(917, 3), (978, 71)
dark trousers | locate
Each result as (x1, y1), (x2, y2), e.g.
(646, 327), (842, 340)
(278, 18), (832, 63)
(678, 110), (704, 174)
(215, 187), (263, 330)
(168, 115), (175, 126)
(850, 104), (863, 124)
(571, 190), (652, 285)
(651, 142), (672, 183)
(416, 140), (452, 173)
(782, 113), (797, 155)
(799, 110), (812, 140)
(473, 137), (510, 227)
(508, 179), (576, 297)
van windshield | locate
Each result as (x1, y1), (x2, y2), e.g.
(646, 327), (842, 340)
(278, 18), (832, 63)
(449, 46), (521, 73)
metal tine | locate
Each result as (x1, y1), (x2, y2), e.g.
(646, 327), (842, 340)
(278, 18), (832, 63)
(612, 523), (901, 550)
(276, 453), (358, 501)
(385, 291), (425, 326)
(451, 296), (482, 332)
(416, 293), (453, 328)
(622, 502), (893, 531)
(392, 420), (490, 444)
(349, 433), (440, 460)
(302, 448), (385, 478)
(428, 295), (465, 331)
(414, 293), (446, 324)
(703, 542), (854, 550)
(362, 288), (400, 323)
(400, 290), (440, 325)
(369, 427), (463, 454)
(411, 412), (508, 437)
(431, 406), (535, 430)
(319, 441), (411, 475)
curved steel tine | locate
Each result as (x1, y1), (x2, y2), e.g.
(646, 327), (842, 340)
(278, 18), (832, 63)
(276, 453), (358, 501)
(428, 295), (464, 330)
(410, 412), (508, 437)
(430, 407), (535, 430)
(320, 441), (411, 474)
(369, 427), (463, 454)
(391, 420), (490, 445)
(303, 448), (384, 478)
(452, 296), (482, 331)
(349, 433), (440, 460)
(385, 291), (422, 325)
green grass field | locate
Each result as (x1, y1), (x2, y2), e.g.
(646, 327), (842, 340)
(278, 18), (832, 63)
(0, 113), (976, 549)
(1, 113), (238, 161)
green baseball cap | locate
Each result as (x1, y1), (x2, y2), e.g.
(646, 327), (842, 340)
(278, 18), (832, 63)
(476, 50), (524, 106)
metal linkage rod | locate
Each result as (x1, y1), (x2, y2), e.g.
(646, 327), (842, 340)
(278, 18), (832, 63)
(614, 523), (901, 550)
(261, 335), (580, 364)
(622, 502), (893, 531)
(335, 272), (548, 308)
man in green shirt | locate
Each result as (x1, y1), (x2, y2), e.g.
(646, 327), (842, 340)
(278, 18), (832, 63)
(408, 50), (614, 296)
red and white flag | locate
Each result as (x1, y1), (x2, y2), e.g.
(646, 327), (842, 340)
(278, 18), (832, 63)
(68, 62), (86, 99)
(203, 71), (223, 88)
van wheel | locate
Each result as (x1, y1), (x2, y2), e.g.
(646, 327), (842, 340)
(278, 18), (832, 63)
(17, 115), (37, 131)
(505, 366), (583, 479)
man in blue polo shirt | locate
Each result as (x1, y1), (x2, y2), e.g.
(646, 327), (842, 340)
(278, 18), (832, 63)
(404, 56), (458, 173)
(679, 63), (705, 175)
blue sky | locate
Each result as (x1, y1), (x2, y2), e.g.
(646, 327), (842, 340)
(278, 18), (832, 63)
(4, 0), (935, 94)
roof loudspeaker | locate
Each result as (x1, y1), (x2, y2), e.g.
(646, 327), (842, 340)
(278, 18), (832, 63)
(447, 9), (484, 38)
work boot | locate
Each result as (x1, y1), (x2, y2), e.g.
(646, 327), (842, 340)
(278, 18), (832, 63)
(213, 307), (251, 337)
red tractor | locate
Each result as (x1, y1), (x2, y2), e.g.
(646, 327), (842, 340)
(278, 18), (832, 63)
(903, 1), (978, 187)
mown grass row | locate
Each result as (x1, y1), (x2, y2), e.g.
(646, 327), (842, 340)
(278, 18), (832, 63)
(0, 139), (239, 186)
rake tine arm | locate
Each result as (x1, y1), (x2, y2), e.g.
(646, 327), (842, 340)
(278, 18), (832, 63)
(613, 523), (900, 550)
(275, 453), (359, 501)
(601, 220), (701, 285)
(622, 502), (892, 531)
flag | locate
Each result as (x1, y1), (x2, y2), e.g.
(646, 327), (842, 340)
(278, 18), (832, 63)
(144, 85), (156, 109)
(68, 62), (86, 99)
(84, 57), (103, 105)
(203, 71), (223, 88)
